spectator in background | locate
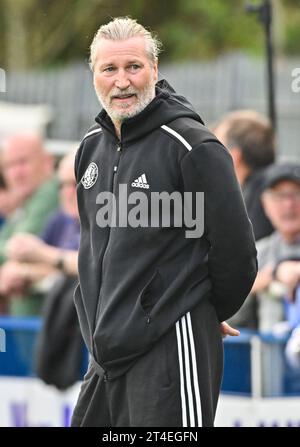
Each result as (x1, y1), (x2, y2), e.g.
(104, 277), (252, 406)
(0, 133), (59, 314)
(0, 151), (31, 227)
(214, 111), (275, 329)
(214, 110), (275, 241)
(1, 151), (79, 315)
(239, 163), (300, 332)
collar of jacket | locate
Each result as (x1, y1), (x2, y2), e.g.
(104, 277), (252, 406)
(94, 79), (204, 145)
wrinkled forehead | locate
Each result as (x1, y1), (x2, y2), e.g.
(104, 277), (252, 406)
(94, 36), (151, 65)
(2, 135), (43, 163)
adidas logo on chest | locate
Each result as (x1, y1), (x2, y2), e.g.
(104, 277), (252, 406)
(131, 173), (149, 189)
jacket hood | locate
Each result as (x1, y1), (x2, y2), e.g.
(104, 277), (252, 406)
(95, 79), (204, 144)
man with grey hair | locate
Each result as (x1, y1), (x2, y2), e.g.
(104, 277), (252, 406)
(72, 17), (257, 427)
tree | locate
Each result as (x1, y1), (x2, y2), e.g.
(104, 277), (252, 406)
(0, 0), (299, 70)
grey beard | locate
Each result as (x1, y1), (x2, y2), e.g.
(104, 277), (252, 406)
(95, 85), (155, 126)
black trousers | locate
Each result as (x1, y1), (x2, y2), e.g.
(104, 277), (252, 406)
(71, 297), (223, 427)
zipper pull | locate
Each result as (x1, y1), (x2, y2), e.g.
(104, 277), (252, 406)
(116, 144), (121, 152)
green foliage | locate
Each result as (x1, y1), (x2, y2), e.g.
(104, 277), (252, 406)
(157, 0), (263, 59)
(281, 0), (300, 54)
(0, 0), (299, 70)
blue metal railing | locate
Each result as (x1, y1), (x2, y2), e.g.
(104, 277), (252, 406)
(1, 316), (300, 396)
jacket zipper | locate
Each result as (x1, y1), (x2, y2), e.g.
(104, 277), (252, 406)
(92, 141), (123, 381)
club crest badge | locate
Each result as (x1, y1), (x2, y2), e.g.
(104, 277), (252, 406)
(81, 162), (98, 189)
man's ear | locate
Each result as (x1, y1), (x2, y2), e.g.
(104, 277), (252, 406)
(230, 147), (243, 166)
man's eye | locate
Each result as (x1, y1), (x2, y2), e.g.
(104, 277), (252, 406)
(129, 64), (140, 70)
(103, 67), (115, 72)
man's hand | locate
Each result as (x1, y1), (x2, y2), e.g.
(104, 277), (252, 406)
(220, 321), (240, 338)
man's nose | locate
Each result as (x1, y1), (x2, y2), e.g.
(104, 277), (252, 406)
(114, 69), (130, 90)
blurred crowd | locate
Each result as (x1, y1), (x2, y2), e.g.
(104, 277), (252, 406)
(0, 108), (300, 385)
(0, 133), (79, 317)
(214, 111), (300, 370)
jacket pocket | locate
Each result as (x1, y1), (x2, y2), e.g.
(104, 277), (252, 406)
(139, 270), (163, 316)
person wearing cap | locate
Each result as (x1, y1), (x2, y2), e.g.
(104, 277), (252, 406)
(243, 162), (300, 332)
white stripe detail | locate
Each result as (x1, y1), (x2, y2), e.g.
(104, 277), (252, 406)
(142, 173), (147, 183)
(161, 125), (192, 151)
(82, 128), (102, 140)
(186, 312), (202, 427)
(181, 315), (195, 427)
(176, 321), (187, 427)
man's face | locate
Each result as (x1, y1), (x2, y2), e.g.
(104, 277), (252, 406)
(93, 37), (158, 126)
(1, 136), (49, 200)
(262, 180), (300, 238)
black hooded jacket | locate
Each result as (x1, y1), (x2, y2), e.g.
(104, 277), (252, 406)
(74, 80), (257, 380)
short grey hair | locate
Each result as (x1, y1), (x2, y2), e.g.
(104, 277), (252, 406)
(89, 17), (162, 71)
